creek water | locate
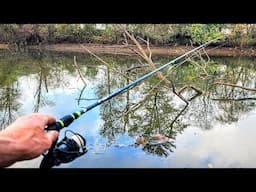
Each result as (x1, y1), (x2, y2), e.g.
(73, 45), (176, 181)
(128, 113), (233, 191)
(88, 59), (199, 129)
(1, 50), (256, 168)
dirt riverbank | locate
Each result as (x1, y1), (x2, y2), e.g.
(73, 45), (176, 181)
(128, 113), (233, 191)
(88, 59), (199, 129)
(31, 44), (256, 57)
(2, 43), (256, 57)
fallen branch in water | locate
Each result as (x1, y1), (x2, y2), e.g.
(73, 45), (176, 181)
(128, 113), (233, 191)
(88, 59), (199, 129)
(177, 85), (203, 95)
(125, 64), (150, 72)
(213, 81), (256, 91)
(76, 85), (86, 105)
(73, 56), (87, 86)
(123, 30), (198, 105)
(212, 97), (256, 101)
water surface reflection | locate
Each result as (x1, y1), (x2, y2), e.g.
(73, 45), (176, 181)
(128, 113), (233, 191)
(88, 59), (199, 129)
(0, 50), (255, 168)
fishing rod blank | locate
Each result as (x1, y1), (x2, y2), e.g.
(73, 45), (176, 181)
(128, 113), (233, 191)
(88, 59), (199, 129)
(46, 37), (220, 131)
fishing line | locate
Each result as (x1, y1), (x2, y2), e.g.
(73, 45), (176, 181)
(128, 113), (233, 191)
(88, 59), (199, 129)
(123, 46), (218, 116)
(124, 38), (228, 118)
(40, 37), (222, 168)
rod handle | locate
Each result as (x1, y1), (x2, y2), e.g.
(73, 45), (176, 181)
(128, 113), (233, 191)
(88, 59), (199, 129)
(45, 112), (82, 131)
(46, 122), (63, 131)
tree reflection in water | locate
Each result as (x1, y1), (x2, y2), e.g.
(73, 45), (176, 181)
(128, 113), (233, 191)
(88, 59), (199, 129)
(1, 51), (256, 160)
(135, 134), (176, 157)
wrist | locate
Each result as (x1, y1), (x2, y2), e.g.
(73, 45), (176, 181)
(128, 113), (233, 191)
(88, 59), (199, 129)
(0, 131), (23, 167)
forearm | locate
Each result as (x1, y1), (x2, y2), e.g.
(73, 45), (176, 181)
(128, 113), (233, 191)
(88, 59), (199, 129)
(0, 113), (58, 168)
(0, 132), (21, 167)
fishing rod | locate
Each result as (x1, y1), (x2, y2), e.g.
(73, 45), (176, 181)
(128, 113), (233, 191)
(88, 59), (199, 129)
(40, 37), (221, 168)
(45, 37), (220, 132)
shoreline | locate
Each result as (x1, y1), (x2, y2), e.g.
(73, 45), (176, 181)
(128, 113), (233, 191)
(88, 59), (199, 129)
(2, 43), (256, 57)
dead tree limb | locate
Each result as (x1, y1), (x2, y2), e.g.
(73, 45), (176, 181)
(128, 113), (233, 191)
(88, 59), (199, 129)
(213, 81), (256, 91)
(167, 89), (202, 132)
(76, 85), (86, 105)
(124, 30), (173, 87)
(212, 97), (256, 101)
(177, 85), (203, 95)
(79, 44), (133, 81)
(123, 30), (206, 107)
(73, 56), (87, 86)
(125, 64), (150, 72)
(170, 80), (189, 105)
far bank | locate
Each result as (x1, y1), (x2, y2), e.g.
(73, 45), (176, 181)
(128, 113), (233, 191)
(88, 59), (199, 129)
(2, 43), (256, 57)
(29, 44), (256, 57)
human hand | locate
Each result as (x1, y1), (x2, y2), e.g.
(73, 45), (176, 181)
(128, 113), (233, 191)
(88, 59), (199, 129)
(0, 113), (59, 167)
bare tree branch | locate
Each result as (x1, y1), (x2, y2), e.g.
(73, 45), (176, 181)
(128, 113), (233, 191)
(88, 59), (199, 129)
(79, 44), (133, 81)
(146, 37), (152, 60)
(124, 30), (173, 88)
(76, 85), (86, 105)
(125, 64), (150, 72)
(213, 81), (256, 91)
(212, 97), (256, 101)
(73, 56), (87, 86)
(123, 30), (207, 109)
(177, 85), (203, 95)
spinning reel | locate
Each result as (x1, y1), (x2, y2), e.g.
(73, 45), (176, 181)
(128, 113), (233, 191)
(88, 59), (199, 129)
(40, 130), (87, 168)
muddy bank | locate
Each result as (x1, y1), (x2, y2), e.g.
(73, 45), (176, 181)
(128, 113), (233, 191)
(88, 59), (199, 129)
(0, 44), (9, 49)
(4, 43), (256, 56)
(31, 44), (256, 57)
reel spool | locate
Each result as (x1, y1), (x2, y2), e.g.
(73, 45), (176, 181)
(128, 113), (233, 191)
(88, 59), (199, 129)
(40, 130), (87, 168)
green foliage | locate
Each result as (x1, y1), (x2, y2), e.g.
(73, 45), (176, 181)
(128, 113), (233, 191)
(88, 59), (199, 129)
(127, 24), (176, 45)
(54, 24), (101, 42)
(226, 24), (256, 47)
(189, 24), (224, 44)
(0, 24), (18, 42)
(0, 24), (256, 47)
(93, 25), (120, 43)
